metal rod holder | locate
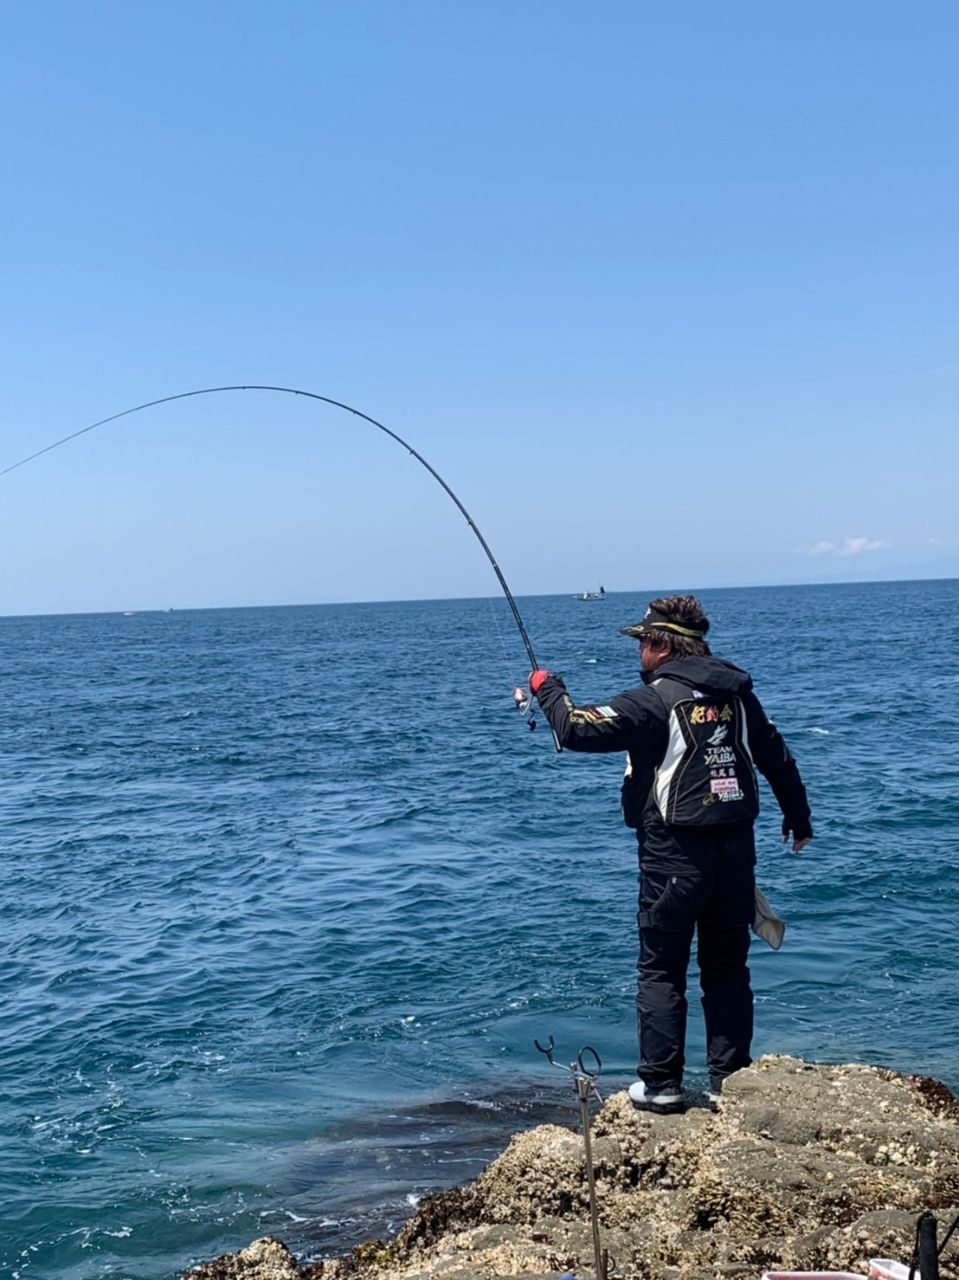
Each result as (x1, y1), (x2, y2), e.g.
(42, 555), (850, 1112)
(535, 1037), (610, 1280)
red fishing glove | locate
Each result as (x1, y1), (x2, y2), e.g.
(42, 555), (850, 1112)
(528, 669), (553, 694)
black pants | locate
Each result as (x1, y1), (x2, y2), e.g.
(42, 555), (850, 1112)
(636, 827), (755, 1090)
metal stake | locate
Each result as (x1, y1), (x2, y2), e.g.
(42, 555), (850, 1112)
(535, 1037), (610, 1280)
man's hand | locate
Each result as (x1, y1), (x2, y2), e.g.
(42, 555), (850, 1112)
(782, 819), (813, 854)
(528, 669), (553, 695)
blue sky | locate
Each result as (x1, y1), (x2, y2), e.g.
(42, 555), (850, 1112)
(1, 1), (957, 614)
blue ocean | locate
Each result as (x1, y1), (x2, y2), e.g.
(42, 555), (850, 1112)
(2, 581), (957, 1279)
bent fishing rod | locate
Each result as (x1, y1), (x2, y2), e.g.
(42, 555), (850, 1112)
(1, 384), (560, 750)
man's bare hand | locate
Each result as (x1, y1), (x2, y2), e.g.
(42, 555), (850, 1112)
(784, 834), (812, 854)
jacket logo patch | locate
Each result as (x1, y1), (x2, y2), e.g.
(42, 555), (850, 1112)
(710, 776), (744, 800)
(689, 703), (733, 725)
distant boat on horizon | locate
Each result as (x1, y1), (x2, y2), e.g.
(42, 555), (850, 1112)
(573, 584), (607, 601)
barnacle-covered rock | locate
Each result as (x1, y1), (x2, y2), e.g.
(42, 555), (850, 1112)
(185, 1057), (959, 1280)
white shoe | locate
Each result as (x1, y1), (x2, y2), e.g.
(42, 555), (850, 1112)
(628, 1079), (683, 1111)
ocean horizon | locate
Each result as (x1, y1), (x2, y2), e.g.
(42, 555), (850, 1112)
(6, 570), (959, 620)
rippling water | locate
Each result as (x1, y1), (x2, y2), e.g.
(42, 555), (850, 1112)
(1, 582), (957, 1278)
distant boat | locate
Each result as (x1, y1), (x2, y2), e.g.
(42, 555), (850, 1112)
(573, 584), (607, 601)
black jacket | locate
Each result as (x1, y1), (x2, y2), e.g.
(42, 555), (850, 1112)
(533, 655), (812, 857)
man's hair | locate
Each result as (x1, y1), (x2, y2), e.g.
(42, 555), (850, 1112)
(646, 595), (712, 657)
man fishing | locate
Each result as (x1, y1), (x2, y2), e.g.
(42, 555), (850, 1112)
(529, 595), (812, 1111)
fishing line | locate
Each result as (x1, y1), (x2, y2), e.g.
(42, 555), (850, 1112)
(483, 593), (531, 716)
(1, 383), (557, 748)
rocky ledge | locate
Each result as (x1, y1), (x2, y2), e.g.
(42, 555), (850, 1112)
(184, 1056), (959, 1280)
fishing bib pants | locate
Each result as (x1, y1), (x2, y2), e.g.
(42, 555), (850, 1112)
(637, 826), (755, 1091)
